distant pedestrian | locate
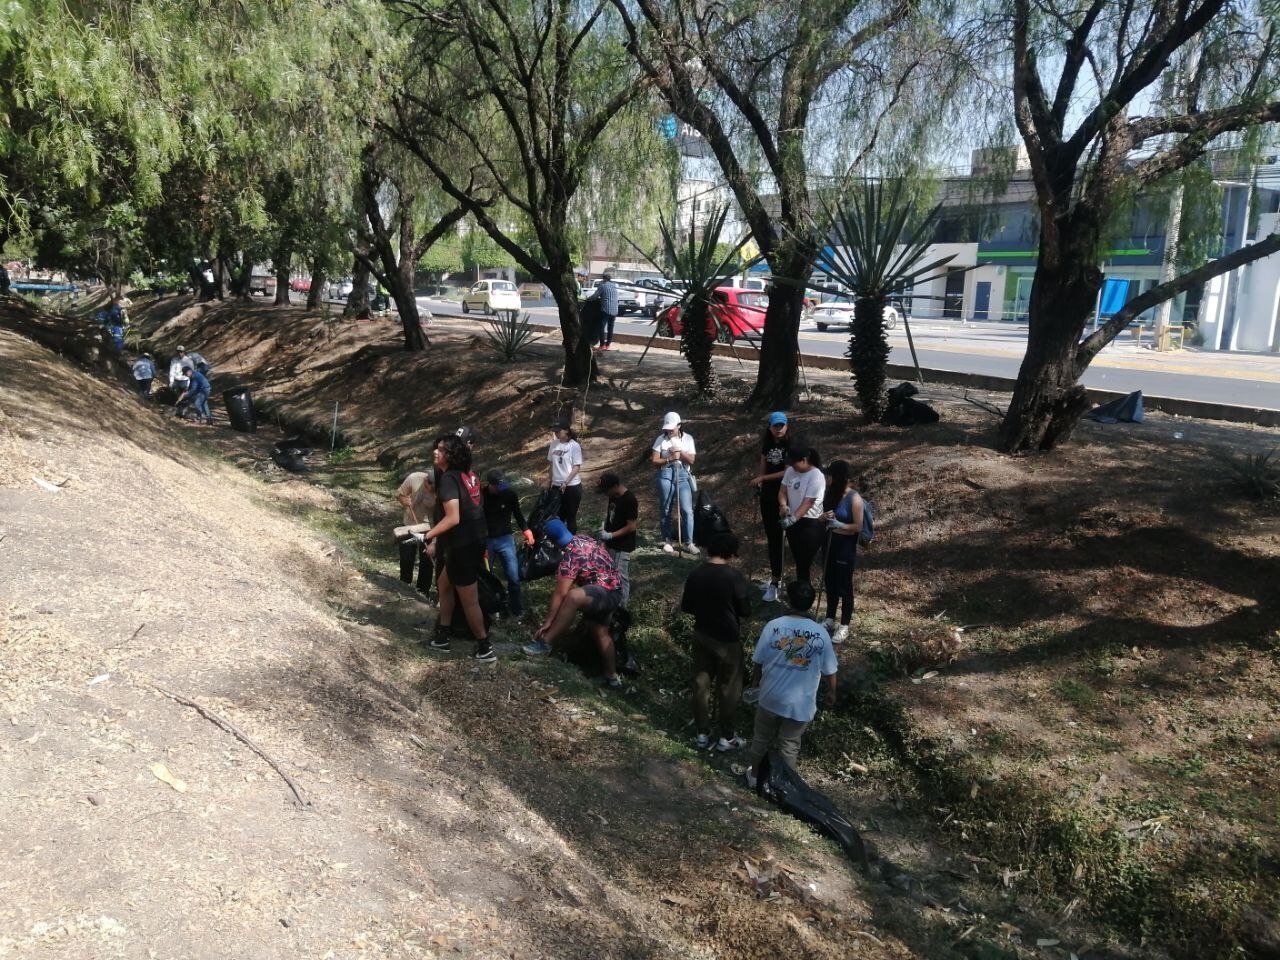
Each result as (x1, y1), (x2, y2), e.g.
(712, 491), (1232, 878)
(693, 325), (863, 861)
(778, 442), (825, 584)
(750, 411), (792, 602)
(483, 469), (533, 620)
(819, 459), (864, 644)
(591, 273), (619, 349)
(169, 346), (192, 394)
(422, 435), (495, 662)
(681, 532), (752, 752)
(524, 519), (624, 687)
(651, 411), (697, 555)
(131, 353), (156, 398)
(177, 364), (212, 424)
(745, 581), (838, 788)
(0, 263), (10, 295)
(548, 422), (583, 533)
(596, 472), (637, 607)
(396, 468), (437, 599)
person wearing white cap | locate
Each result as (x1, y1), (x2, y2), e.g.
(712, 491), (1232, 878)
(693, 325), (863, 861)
(650, 411), (698, 554)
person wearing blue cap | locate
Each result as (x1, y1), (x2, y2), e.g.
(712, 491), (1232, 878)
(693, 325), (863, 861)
(750, 411), (793, 601)
(524, 518), (625, 687)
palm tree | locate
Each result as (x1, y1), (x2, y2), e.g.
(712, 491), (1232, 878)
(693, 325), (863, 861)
(813, 180), (955, 421)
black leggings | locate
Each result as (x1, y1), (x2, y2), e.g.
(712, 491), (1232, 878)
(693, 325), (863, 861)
(398, 540), (434, 592)
(557, 484), (583, 533)
(785, 518), (825, 585)
(759, 486), (783, 581)
(824, 547), (857, 625)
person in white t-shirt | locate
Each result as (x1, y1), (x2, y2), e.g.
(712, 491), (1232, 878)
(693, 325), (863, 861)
(777, 442), (826, 584)
(396, 470), (437, 597)
(650, 411), (698, 554)
(548, 423), (584, 532)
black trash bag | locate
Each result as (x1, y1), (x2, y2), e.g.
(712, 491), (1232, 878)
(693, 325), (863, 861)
(475, 564), (509, 621)
(885, 382), (939, 426)
(1086, 390), (1144, 424)
(525, 486), (563, 535)
(563, 606), (636, 676)
(222, 387), (257, 433)
(693, 491), (731, 546)
(755, 751), (869, 870)
(270, 435), (313, 473)
(579, 297), (603, 344)
(518, 537), (562, 582)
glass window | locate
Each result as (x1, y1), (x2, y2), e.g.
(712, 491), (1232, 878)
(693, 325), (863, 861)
(493, 281), (517, 292)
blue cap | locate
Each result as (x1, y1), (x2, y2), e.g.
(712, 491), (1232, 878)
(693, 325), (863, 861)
(543, 518), (573, 548)
(768, 411), (788, 426)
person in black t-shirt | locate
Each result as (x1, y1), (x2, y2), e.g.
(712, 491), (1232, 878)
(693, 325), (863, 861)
(749, 411), (792, 603)
(596, 472), (638, 607)
(422, 435), (495, 662)
(483, 470), (533, 619)
(680, 532), (752, 752)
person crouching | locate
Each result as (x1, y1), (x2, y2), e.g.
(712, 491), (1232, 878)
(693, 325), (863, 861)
(523, 518), (625, 688)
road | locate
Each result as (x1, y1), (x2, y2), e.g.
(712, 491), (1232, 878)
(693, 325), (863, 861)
(400, 296), (1280, 412)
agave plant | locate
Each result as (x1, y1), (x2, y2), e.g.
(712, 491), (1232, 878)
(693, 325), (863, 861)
(630, 205), (763, 397)
(813, 180), (956, 421)
(484, 310), (543, 361)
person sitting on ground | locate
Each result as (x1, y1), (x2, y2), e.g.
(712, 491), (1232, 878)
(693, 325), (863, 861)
(651, 411), (698, 555)
(818, 459), (864, 644)
(681, 531), (753, 752)
(396, 467), (437, 600)
(548, 421), (583, 532)
(421, 435), (495, 663)
(524, 518), (624, 688)
(744, 581), (838, 788)
(596, 472), (638, 607)
(483, 470), (534, 621)
(131, 353), (156, 398)
(177, 364), (213, 425)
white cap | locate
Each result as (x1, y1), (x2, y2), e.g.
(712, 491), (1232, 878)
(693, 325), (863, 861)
(661, 411), (681, 431)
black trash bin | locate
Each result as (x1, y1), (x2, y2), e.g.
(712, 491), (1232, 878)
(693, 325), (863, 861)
(579, 298), (603, 345)
(223, 387), (257, 433)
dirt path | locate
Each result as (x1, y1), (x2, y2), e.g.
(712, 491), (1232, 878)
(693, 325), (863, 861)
(0, 324), (919, 959)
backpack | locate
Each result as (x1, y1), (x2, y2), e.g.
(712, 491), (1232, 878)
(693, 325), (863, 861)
(858, 497), (875, 546)
(693, 490), (731, 546)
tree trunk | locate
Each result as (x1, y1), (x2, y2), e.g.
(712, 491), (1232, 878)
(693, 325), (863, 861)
(347, 245), (371, 315)
(850, 295), (890, 421)
(233, 251), (253, 300)
(549, 263), (593, 386)
(747, 277), (806, 410)
(998, 238), (1104, 452)
(273, 244), (292, 306)
(214, 255), (230, 300)
(389, 257), (425, 351)
(305, 257), (325, 311)
(681, 299), (719, 396)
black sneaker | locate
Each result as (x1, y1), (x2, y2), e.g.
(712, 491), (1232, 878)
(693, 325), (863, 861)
(428, 637), (451, 651)
(472, 644), (497, 663)
(594, 675), (623, 690)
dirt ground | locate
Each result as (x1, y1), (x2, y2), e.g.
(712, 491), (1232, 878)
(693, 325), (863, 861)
(4, 295), (1279, 959)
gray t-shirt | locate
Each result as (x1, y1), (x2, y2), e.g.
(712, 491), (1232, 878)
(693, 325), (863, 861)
(752, 614), (838, 722)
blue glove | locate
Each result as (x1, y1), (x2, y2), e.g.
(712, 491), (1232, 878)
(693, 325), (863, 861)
(779, 515), (796, 530)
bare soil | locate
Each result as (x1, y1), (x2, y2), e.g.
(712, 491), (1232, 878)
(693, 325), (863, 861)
(4, 294), (1279, 959)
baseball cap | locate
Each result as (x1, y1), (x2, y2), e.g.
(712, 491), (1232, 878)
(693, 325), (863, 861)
(486, 469), (505, 487)
(596, 471), (621, 491)
(543, 518), (573, 548)
(177, 345), (186, 352)
(454, 425), (475, 445)
(768, 411), (788, 427)
(661, 411), (681, 431)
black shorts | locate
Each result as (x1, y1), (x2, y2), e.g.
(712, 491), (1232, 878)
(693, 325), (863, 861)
(581, 584), (621, 625)
(443, 541), (485, 587)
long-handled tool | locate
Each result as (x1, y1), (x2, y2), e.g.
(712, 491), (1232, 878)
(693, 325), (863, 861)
(814, 527), (834, 620)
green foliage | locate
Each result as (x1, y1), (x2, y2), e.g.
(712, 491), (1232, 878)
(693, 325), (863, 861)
(418, 235), (464, 277)
(462, 229), (516, 270)
(483, 311), (543, 361)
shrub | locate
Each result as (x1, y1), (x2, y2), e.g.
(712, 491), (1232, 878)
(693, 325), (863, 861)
(484, 311), (542, 361)
(1229, 447), (1279, 499)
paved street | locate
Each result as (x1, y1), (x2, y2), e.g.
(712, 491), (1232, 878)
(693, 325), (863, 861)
(405, 295), (1280, 411)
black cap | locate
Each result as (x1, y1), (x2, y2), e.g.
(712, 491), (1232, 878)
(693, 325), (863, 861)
(455, 425), (475, 445)
(486, 469), (505, 486)
(596, 472), (621, 491)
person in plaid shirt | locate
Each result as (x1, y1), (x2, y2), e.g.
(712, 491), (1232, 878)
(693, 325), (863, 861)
(524, 519), (625, 687)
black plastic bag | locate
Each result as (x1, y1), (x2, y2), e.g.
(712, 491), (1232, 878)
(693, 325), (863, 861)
(1085, 390), (1144, 424)
(518, 537), (562, 582)
(526, 487), (563, 535)
(693, 491), (731, 546)
(885, 382), (939, 426)
(756, 751), (869, 869)
(476, 565), (510, 620)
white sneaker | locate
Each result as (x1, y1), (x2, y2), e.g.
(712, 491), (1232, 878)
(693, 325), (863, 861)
(692, 733), (711, 749)
(762, 582), (779, 603)
(662, 542), (676, 554)
(744, 767), (758, 790)
(682, 543), (699, 555)
(714, 735), (746, 752)
(832, 624), (849, 644)
(821, 618), (836, 631)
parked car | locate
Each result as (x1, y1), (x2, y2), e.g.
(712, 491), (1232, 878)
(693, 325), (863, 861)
(812, 300), (902, 331)
(335, 277), (354, 299)
(655, 287), (768, 342)
(462, 279), (521, 314)
(635, 277), (680, 316)
(289, 277), (311, 292)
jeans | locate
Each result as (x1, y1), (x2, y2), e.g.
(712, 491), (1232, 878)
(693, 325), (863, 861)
(486, 534), (522, 616)
(190, 392), (212, 421)
(692, 632), (744, 740)
(135, 378), (153, 397)
(607, 547), (630, 606)
(597, 312), (616, 346)
(556, 484), (582, 533)
(747, 706), (810, 771)
(785, 517), (825, 584)
(398, 540), (433, 592)
(655, 465), (694, 545)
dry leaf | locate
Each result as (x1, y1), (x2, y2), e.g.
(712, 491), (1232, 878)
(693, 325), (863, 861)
(1036, 939), (1060, 947)
(150, 763), (187, 793)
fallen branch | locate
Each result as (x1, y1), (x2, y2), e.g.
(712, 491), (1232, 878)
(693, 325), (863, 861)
(962, 393), (1005, 418)
(107, 623), (147, 651)
(150, 684), (310, 808)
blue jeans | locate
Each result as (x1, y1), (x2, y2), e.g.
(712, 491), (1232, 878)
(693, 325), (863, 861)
(190, 392), (211, 421)
(655, 465), (694, 545)
(486, 534), (522, 616)
(597, 313), (616, 346)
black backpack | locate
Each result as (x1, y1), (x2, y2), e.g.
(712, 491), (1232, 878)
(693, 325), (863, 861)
(693, 490), (731, 546)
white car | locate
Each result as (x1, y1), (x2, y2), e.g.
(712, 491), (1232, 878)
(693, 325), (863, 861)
(462, 279), (520, 314)
(812, 301), (901, 331)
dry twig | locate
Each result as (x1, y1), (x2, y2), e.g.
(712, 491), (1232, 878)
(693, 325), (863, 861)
(150, 684), (310, 808)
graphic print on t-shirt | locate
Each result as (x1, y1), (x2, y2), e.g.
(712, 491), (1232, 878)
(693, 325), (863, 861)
(771, 625), (827, 668)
